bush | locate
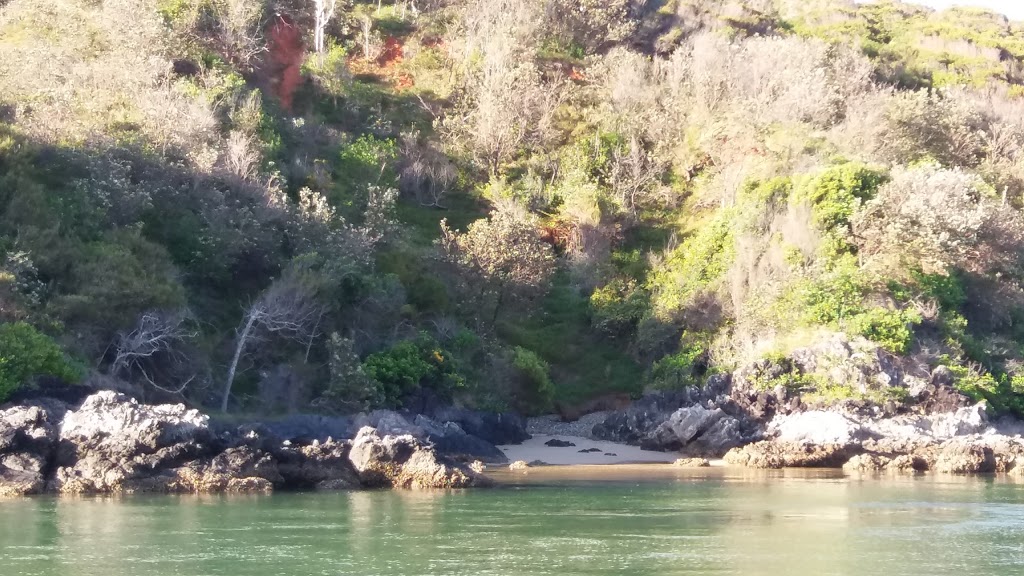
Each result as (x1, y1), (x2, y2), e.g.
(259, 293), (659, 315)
(322, 333), (382, 411)
(0, 322), (81, 402)
(648, 333), (709, 391)
(510, 346), (554, 413)
(363, 333), (465, 406)
(589, 278), (649, 337)
(847, 307), (922, 355)
(794, 163), (886, 237)
(649, 212), (734, 315)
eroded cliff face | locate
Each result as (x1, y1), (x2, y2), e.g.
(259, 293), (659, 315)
(0, 391), (490, 497)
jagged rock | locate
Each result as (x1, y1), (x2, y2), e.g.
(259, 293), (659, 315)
(843, 454), (891, 471)
(789, 334), (902, 393)
(887, 454), (929, 472)
(428, 407), (530, 445)
(0, 401), (65, 496)
(673, 458), (710, 467)
(544, 439), (576, 447)
(349, 411), (509, 464)
(1, 393), (487, 496)
(934, 439), (996, 474)
(276, 440), (360, 491)
(603, 452), (617, 456)
(591, 391), (704, 445)
(51, 392), (215, 494)
(347, 427), (488, 489)
(177, 446), (282, 493)
(769, 411), (868, 445)
(724, 441), (853, 469)
(416, 416), (508, 463)
(646, 406), (747, 455)
(927, 404), (989, 437)
(578, 448), (602, 453)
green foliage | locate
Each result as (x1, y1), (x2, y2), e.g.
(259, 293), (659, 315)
(322, 333), (382, 411)
(648, 332), (710, 391)
(846, 307), (921, 355)
(376, 250), (450, 315)
(912, 269), (967, 311)
(511, 346), (555, 413)
(589, 278), (649, 338)
(649, 212), (734, 314)
(793, 255), (865, 325)
(794, 163), (886, 233)
(54, 229), (186, 337)
(333, 135), (398, 214)
(0, 322), (81, 402)
(746, 354), (807, 392)
(497, 271), (644, 406)
(363, 333), (465, 406)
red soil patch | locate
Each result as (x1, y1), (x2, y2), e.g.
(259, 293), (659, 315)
(266, 15), (304, 110)
(349, 36), (414, 91)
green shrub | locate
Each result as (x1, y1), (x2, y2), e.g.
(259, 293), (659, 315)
(847, 307), (922, 355)
(589, 278), (649, 337)
(794, 163), (886, 232)
(336, 135), (397, 190)
(649, 212), (735, 313)
(648, 333), (709, 391)
(795, 255), (866, 325)
(54, 229), (186, 337)
(912, 269), (966, 311)
(363, 333), (464, 406)
(323, 333), (383, 411)
(511, 346), (554, 413)
(0, 322), (81, 402)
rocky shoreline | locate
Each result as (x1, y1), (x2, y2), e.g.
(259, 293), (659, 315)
(0, 392), (497, 497)
(7, 334), (1024, 497)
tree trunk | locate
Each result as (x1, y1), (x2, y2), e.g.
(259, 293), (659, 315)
(221, 313), (257, 413)
(492, 287), (505, 325)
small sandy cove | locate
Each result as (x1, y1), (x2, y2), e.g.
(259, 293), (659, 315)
(498, 434), (681, 465)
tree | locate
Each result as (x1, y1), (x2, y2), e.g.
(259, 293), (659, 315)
(439, 203), (555, 324)
(221, 271), (321, 412)
(318, 333), (381, 411)
(313, 0), (339, 54)
(109, 310), (197, 394)
(358, 15), (384, 61)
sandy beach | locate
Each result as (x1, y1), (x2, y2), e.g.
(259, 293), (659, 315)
(498, 434), (681, 465)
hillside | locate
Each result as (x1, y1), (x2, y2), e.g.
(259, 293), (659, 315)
(3, 0), (1024, 418)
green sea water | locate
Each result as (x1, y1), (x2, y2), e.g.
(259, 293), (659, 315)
(1, 467), (1023, 576)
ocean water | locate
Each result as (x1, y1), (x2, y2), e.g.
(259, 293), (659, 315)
(1, 467), (1023, 575)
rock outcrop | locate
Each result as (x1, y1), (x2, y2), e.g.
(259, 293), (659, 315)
(591, 378), (761, 456)
(724, 441), (854, 468)
(726, 404), (1024, 473)
(0, 392), (491, 496)
(258, 407), (520, 464)
(0, 400), (65, 496)
(347, 427), (489, 489)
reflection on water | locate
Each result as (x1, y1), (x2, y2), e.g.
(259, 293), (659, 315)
(1, 468), (1023, 576)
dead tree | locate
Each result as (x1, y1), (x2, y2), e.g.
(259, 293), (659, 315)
(313, 0), (339, 53)
(221, 274), (320, 412)
(110, 311), (197, 394)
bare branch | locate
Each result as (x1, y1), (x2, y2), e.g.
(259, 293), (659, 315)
(221, 271), (323, 412)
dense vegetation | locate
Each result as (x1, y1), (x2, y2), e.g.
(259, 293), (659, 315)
(3, 0), (1024, 416)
